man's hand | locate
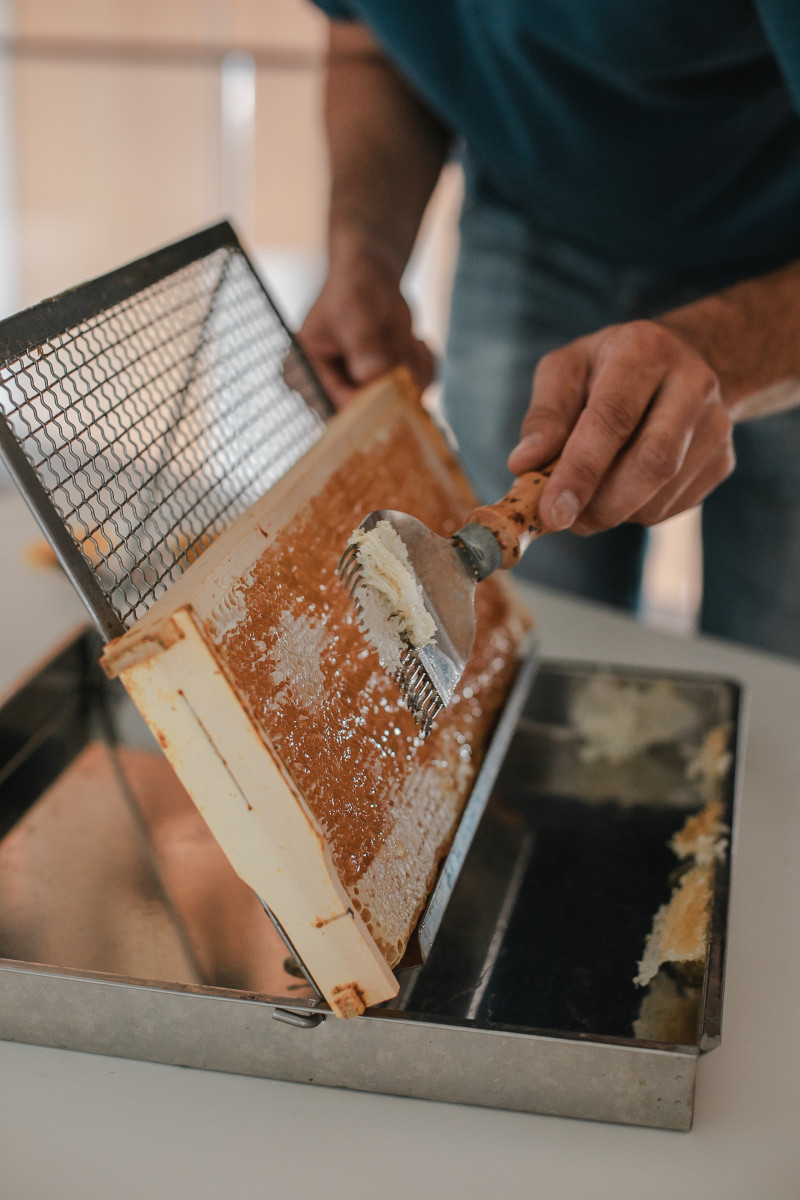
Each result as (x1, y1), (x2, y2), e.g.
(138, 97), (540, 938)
(507, 320), (735, 533)
(298, 237), (435, 409)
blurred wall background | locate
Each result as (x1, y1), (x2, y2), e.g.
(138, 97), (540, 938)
(9, 0), (328, 314)
(5, 0), (460, 335)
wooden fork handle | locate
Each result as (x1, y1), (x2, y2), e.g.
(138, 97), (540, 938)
(465, 458), (559, 571)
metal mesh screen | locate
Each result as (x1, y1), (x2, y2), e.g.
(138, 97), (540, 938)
(0, 225), (332, 637)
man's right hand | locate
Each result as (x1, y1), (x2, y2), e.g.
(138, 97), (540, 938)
(298, 237), (436, 409)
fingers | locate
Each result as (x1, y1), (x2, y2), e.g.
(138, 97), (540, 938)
(296, 310), (357, 409)
(297, 269), (435, 409)
(507, 344), (590, 474)
(571, 435), (735, 533)
(538, 326), (682, 530)
(508, 320), (734, 536)
(337, 306), (435, 391)
(337, 304), (405, 385)
(570, 365), (725, 531)
(308, 356), (358, 410)
(626, 427), (735, 527)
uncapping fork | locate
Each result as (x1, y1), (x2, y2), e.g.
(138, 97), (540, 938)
(337, 460), (558, 737)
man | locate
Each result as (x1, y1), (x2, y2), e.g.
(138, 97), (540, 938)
(299, 3), (800, 658)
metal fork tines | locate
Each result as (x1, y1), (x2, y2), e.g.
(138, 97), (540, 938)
(336, 548), (443, 737)
(336, 544), (363, 594)
(395, 645), (443, 736)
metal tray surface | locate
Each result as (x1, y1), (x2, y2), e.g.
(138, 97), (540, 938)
(0, 631), (742, 1130)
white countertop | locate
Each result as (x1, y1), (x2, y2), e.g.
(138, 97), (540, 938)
(1, 489), (799, 1199)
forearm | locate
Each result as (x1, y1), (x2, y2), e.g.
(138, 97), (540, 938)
(297, 22), (444, 404)
(657, 259), (800, 420)
(324, 21), (450, 278)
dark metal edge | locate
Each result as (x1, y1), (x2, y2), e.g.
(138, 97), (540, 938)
(0, 630), (97, 836)
(699, 677), (745, 1052)
(234, 233), (335, 422)
(415, 637), (541, 961)
(0, 221), (239, 363)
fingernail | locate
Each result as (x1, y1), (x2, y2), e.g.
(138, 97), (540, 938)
(351, 354), (389, 381)
(513, 429), (544, 456)
(549, 490), (580, 530)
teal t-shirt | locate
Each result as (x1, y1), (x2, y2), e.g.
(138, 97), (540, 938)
(312, 0), (800, 277)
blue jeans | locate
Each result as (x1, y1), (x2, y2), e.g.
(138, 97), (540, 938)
(442, 193), (800, 659)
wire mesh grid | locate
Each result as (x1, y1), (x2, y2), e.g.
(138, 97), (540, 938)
(0, 225), (333, 637)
